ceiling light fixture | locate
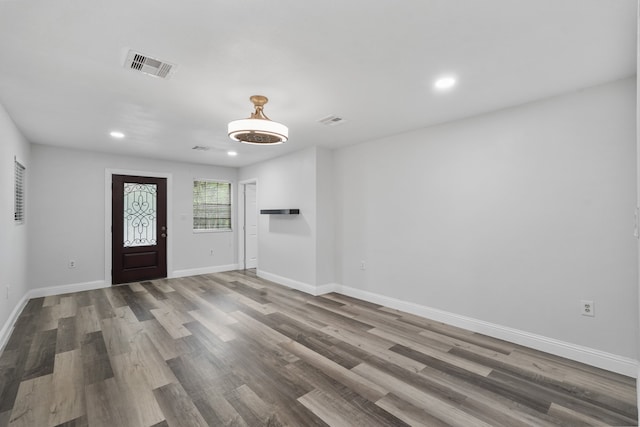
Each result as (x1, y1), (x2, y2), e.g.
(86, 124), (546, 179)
(434, 76), (456, 90)
(228, 95), (288, 145)
(110, 131), (125, 139)
(227, 151), (238, 156)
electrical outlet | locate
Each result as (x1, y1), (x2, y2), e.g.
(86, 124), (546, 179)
(580, 300), (595, 317)
(68, 260), (76, 269)
(360, 261), (366, 270)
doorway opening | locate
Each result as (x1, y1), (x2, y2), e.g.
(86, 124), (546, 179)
(239, 180), (258, 270)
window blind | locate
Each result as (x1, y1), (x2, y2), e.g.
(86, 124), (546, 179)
(14, 158), (25, 224)
(193, 180), (231, 230)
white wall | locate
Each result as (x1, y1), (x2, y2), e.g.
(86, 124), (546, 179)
(0, 102), (30, 333)
(316, 147), (335, 286)
(636, 12), (640, 396)
(335, 78), (638, 359)
(239, 147), (318, 288)
(28, 144), (237, 288)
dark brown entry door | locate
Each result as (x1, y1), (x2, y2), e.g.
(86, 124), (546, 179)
(112, 175), (167, 285)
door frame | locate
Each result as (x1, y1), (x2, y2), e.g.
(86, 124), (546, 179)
(238, 178), (258, 270)
(104, 168), (173, 285)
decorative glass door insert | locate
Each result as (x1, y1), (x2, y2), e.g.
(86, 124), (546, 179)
(123, 183), (157, 247)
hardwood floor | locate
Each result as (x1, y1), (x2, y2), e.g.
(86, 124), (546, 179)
(0, 271), (637, 426)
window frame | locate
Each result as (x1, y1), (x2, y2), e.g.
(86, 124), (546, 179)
(192, 178), (233, 233)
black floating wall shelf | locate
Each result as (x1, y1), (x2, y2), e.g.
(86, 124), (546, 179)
(260, 209), (300, 215)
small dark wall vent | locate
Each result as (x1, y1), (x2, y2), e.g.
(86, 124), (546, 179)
(260, 209), (300, 215)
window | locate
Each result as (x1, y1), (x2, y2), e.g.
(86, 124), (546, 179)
(14, 158), (25, 224)
(193, 180), (232, 231)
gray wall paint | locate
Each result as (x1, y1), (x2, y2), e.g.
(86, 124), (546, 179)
(28, 145), (238, 288)
(334, 78), (638, 358)
(240, 147), (318, 286)
(0, 103), (30, 329)
(316, 147), (336, 286)
(239, 146), (336, 287)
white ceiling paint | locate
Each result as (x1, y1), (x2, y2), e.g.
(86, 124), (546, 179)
(0, 0), (636, 167)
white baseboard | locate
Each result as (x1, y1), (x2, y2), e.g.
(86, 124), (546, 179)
(257, 271), (339, 297)
(0, 293), (30, 354)
(29, 280), (108, 298)
(316, 282), (340, 295)
(257, 270), (321, 295)
(0, 269), (235, 350)
(172, 264), (239, 278)
(0, 279), (108, 354)
(259, 274), (637, 378)
(333, 284), (638, 378)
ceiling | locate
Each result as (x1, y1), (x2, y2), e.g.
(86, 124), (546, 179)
(0, 1), (636, 168)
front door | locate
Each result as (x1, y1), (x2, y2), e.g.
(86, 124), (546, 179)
(112, 175), (167, 284)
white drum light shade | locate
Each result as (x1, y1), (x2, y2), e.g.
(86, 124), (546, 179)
(228, 95), (288, 145)
(228, 118), (288, 144)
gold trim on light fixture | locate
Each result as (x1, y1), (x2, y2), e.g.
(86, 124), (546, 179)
(228, 95), (289, 144)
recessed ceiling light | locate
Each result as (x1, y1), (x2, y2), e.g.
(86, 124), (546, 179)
(434, 77), (456, 90)
(227, 151), (238, 156)
(110, 131), (125, 139)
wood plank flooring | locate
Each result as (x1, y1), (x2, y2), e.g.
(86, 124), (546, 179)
(0, 270), (637, 426)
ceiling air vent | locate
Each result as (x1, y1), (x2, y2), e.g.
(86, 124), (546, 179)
(124, 50), (176, 79)
(318, 115), (346, 126)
